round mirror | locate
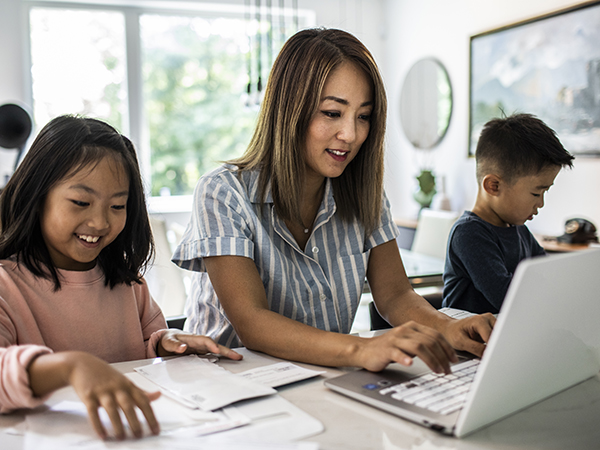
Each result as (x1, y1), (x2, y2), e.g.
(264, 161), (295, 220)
(399, 58), (452, 149)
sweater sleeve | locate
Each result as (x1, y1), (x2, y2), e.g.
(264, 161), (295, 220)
(133, 279), (168, 358)
(0, 270), (55, 413)
(0, 345), (53, 413)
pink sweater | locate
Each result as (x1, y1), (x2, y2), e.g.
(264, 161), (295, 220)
(0, 257), (167, 413)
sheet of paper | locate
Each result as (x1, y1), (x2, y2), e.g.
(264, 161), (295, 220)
(134, 355), (276, 411)
(211, 394), (325, 443)
(22, 399), (319, 450)
(180, 440), (320, 450)
(23, 397), (250, 450)
(237, 362), (325, 388)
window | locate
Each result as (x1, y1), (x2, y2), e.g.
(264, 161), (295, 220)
(140, 13), (258, 196)
(28, 1), (314, 205)
(30, 8), (127, 130)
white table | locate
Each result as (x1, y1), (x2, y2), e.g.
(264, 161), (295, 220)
(362, 248), (445, 294)
(399, 248), (444, 288)
(3, 348), (600, 449)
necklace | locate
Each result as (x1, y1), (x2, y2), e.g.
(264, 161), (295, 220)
(303, 228), (309, 234)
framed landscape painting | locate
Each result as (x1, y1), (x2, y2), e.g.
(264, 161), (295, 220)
(469, 1), (600, 156)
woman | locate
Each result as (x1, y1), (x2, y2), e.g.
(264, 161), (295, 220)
(173, 28), (495, 373)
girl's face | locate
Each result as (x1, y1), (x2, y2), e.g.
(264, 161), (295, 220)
(40, 156), (129, 271)
(304, 61), (373, 184)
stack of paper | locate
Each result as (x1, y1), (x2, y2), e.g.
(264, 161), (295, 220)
(19, 356), (326, 448)
(134, 356), (277, 411)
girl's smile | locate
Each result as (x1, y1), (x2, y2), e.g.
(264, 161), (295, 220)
(78, 234), (101, 244)
(76, 234), (103, 250)
(40, 157), (129, 271)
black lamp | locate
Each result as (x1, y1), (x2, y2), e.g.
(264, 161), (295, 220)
(0, 103), (33, 172)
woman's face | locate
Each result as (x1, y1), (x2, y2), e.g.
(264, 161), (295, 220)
(40, 156), (129, 271)
(304, 61), (373, 183)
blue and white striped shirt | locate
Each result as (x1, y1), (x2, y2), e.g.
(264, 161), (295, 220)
(172, 164), (399, 347)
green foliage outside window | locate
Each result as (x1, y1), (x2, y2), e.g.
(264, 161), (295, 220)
(142, 16), (260, 196)
(30, 8), (283, 198)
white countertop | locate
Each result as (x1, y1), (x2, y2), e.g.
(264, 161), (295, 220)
(2, 348), (600, 449)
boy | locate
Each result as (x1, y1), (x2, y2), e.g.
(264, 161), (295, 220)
(442, 113), (574, 314)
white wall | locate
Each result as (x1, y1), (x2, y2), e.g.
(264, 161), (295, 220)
(382, 0), (600, 236)
(0, 0), (30, 179)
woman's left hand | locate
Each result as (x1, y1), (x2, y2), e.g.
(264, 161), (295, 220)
(439, 313), (496, 357)
(157, 331), (243, 360)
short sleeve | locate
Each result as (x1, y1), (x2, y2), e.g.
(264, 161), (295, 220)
(172, 170), (256, 272)
(365, 191), (400, 251)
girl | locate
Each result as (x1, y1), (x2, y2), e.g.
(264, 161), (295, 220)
(173, 28), (495, 373)
(0, 115), (241, 440)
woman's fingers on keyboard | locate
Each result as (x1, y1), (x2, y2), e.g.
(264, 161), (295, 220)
(359, 322), (457, 373)
(443, 313), (496, 357)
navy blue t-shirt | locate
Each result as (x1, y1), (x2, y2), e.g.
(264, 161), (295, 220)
(442, 211), (545, 314)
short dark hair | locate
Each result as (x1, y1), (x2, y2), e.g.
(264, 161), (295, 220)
(0, 115), (154, 290)
(475, 113), (574, 184)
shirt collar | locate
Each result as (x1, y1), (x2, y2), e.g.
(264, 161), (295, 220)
(246, 168), (335, 209)
(245, 168), (273, 204)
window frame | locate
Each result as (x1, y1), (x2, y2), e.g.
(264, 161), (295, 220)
(24, 0), (315, 213)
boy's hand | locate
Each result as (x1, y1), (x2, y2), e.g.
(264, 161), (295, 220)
(440, 313), (496, 357)
(157, 330), (243, 361)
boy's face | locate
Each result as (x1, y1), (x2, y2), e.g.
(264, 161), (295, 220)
(495, 165), (561, 226)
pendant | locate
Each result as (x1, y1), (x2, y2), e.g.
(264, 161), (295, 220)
(304, 228), (309, 234)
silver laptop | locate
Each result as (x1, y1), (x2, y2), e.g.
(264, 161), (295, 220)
(325, 249), (600, 437)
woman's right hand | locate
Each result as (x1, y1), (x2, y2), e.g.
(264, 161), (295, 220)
(353, 321), (458, 373)
(28, 351), (161, 440)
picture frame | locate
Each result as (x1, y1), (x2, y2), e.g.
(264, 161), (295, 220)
(469, 1), (600, 157)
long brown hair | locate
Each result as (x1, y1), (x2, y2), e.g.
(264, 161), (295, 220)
(230, 28), (387, 234)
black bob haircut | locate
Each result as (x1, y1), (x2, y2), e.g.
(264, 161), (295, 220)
(475, 113), (574, 185)
(0, 115), (154, 290)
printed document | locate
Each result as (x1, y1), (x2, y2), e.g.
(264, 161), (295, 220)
(134, 355), (276, 411)
(237, 362), (325, 387)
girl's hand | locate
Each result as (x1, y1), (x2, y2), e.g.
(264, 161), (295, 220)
(157, 330), (243, 361)
(66, 352), (161, 440)
(28, 351), (160, 440)
(353, 321), (458, 374)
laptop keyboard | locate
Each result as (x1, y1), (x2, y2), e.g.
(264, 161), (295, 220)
(378, 359), (480, 415)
